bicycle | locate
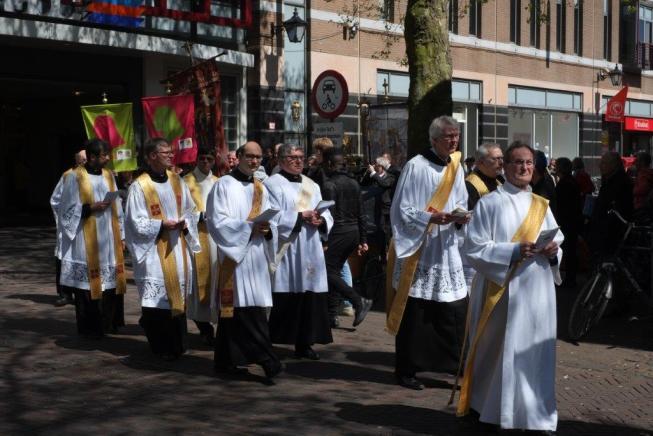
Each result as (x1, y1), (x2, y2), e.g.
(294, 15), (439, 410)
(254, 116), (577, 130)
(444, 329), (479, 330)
(567, 209), (653, 340)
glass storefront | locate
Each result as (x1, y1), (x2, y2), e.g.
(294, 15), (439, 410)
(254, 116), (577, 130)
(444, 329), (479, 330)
(508, 85), (581, 159)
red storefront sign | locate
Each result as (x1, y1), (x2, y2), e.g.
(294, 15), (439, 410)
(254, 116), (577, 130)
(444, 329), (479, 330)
(624, 117), (653, 132)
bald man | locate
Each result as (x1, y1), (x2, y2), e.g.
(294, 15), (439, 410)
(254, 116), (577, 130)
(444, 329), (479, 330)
(51, 149), (88, 306)
(206, 141), (282, 380)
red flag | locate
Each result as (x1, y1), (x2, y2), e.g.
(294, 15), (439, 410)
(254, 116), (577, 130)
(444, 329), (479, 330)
(605, 86), (628, 123)
(142, 95), (196, 165)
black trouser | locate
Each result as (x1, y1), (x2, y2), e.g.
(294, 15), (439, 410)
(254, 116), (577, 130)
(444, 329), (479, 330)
(73, 288), (118, 336)
(324, 229), (363, 318)
(55, 258), (73, 299)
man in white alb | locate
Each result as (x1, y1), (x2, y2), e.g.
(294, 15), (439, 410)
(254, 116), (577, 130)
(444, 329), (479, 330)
(125, 137), (200, 360)
(265, 143), (333, 360)
(386, 115), (470, 391)
(206, 141), (282, 380)
(183, 147), (219, 345)
(458, 142), (562, 433)
(58, 140), (125, 337)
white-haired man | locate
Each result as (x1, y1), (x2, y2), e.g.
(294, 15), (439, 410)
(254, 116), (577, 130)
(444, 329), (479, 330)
(265, 143), (334, 360)
(387, 115), (470, 390)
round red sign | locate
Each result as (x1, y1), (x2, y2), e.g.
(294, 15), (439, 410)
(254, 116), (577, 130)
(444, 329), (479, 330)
(311, 70), (349, 120)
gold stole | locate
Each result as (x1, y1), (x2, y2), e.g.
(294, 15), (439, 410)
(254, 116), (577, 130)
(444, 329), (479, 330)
(385, 151), (461, 335)
(184, 171), (218, 304)
(465, 172), (501, 198)
(217, 179), (264, 318)
(137, 170), (187, 316)
(454, 193), (549, 416)
(75, 167), (126, 300)
(270, 175), (314, 273)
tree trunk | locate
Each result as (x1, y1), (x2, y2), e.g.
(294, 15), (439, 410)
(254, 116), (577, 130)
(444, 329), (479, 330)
(405, 0), (452, 158)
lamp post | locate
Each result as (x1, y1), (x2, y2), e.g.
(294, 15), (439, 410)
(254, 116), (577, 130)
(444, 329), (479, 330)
(595, 63), (624, 154)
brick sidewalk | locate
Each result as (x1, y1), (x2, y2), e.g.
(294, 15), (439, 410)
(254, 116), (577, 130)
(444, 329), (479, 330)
(0, 227), (651, 435)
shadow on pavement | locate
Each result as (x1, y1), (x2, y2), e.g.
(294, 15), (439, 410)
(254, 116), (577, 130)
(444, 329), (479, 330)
(6, 293), (60, 305)
(345, 350), (393, 367)
(335, 402), (653, 436)
(285, 360), (396, 386)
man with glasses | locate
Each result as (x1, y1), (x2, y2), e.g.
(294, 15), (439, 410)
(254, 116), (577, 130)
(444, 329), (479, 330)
(265, 144), (334, 360)
(183, 147), (219, 345)
(463, 143), (504, 288)
(458, 142), (562, 433)
(387, 116), (470, 391)
(125, 138), (201, 360)
(58, 139), (126, 338)
(465, 143), (504, 210)
(206, 141), (282, 380)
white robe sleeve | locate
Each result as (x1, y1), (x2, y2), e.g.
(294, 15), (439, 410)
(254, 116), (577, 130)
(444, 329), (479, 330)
(180, 182), (201, 253)
(125, 182), (162, 264)
(265, 181), (297, 242)
(205, 180), (255, 264)
(542, 207), (565, 285)
(58, 172), (83, 241)
(111, 174), (126, 241)
(463, 197), (516, 286)
(50, 174), (65, 226)
(390, 162), (434, 259)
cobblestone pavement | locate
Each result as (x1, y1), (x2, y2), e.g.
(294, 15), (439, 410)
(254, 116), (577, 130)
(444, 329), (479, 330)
(0, 227), (652, 435)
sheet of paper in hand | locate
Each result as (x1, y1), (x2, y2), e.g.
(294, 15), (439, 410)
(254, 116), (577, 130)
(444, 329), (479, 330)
(451, 207), (471, 218)
(314, 200), (335, 213)
(251, 208), (280, 223)
(535, 227), (560, 250)
(103, 190), (125, 203)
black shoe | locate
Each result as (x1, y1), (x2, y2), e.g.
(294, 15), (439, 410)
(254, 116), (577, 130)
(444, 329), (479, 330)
(261, 359), (283, 379)
(396, 374), (424, 390)
(330, 317), (340, 328)
(353, 298), (373, 327)
(294, 346), (320, 360)
(54, 296), (73, 307)
(214, 364), (249, 375)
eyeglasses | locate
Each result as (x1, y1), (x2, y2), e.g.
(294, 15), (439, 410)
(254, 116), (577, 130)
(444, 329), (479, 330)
(244, 153), (263, 161)
(441, 133), (460, 140)
(156, 151), (174, 156)
(508, 159), (534, 167)
(487, 156), (504, 162)
(283, 155), (305, 162)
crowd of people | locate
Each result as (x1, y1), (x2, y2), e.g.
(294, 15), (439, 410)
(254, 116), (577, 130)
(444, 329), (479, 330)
(49, 114), (653, 435)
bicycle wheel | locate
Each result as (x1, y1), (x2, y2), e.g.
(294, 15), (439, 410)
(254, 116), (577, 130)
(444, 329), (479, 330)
(568, 269), (612, 340)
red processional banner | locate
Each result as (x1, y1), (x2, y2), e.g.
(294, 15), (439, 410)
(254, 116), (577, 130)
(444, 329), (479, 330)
(142, 95), (197, 165)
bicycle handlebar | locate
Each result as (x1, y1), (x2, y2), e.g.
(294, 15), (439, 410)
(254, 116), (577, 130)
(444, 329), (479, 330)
(608, 209), (628, 225)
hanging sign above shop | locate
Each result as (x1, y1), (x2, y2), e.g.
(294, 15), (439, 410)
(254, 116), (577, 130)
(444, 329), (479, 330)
(311, 70), (349, 121)
(624, 117), (653, 132)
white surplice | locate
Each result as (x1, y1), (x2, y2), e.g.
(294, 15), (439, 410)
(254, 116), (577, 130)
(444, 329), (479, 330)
(205, 174), (277, 308)
(125, 175), (200, 310)
(463, 182), (563, 431)
(50, 171), (70, 259)
(264, 173), (333, 293)
(184, 167), (219, 323)
(58, 170), (124, 291)
(390, 152), (468, 302)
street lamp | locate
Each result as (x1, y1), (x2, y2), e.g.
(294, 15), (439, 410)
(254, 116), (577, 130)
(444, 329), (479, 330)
(271, 7), (307, 44)
(597, 64), (623, 87)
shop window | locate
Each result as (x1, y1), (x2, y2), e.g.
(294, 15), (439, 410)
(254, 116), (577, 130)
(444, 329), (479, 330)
(508, 109), (579, 159)
(452, 79), (482, 103)
(449, 0), (459, 34)
(601, 97), (653, 117)
(603, 0), (612, 60)
(556, 0), (566, 52)
(509, 86), (581, 111)
(469, 0), (482, 37)
(376, 71), (410, 97)
(573, 0), (583, 55)
(510, 0), (521, 44)
(221, 75), (239, 151)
